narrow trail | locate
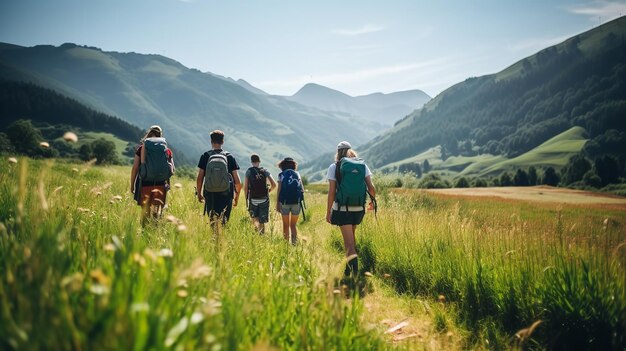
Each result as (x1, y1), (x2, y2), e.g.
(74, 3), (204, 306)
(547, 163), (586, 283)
(263, 193), (464, 350)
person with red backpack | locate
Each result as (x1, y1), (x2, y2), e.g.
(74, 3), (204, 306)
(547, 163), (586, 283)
(326, 141), (376, 285)
(243, 153), (277, 234)
(196, 130), (242, 227)
(130, 125), (175, 223)
(276, 157), (305, 245)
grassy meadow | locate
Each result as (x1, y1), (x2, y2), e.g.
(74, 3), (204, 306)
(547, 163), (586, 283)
(1, 158), (625, 350)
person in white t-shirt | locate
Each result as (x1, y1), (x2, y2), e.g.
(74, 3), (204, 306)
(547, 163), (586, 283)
(326, 141), (376, 282)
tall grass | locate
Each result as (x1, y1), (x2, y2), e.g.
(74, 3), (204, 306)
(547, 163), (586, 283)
(0, 158), (390, 350)
(359, 190), (626, 350)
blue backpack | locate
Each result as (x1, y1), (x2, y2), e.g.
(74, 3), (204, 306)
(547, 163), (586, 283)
(279, 169), (304, 205)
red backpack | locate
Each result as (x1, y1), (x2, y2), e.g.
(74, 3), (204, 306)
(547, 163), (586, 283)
(247, 167), (268, 199)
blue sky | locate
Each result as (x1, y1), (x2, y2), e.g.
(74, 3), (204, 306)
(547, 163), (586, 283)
(1, 0), (625, 97)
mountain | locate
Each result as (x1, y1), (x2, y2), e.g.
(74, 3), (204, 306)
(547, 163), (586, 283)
(0, 43), (383, 167)
(0, 79), (151, 163)
(288, 83), (431, 126)
(359, 16), (626, 175)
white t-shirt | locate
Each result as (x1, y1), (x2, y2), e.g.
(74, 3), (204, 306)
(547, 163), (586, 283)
(326, 161), (372, 181)
(326, 159), (372, 211)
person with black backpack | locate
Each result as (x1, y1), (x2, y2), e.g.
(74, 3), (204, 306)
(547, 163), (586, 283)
(276, 157), (305, 245)
(326, 141), (376, 284)
(130, 125), (175, 223)
(196, 130), (241, 227)
(243, 153), (277, 234)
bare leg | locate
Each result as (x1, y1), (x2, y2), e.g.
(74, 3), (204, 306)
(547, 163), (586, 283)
(282, 215), (290, 241)
(290, 215), (299, 245)
(340, 225), (357, 257)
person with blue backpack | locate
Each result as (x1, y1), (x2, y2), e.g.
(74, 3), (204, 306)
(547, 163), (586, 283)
(326, 141), (376, 284)
(276, 157), (305, 245)
(196, 130), (242, 227)
(130, 125), (175, 223)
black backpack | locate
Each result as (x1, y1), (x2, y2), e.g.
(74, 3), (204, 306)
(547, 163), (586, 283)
(248, 167), (268, 199)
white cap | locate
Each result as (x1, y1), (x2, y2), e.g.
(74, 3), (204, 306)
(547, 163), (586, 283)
(337, 141), (352, 150)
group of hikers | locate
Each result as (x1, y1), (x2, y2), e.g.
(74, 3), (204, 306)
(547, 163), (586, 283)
(130, 126), (376, 283)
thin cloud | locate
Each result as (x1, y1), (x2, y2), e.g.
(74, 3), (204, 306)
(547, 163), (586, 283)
(567, 1), (626, 20)
(332, 24), (384, 36)
(257, 58), (448, 92)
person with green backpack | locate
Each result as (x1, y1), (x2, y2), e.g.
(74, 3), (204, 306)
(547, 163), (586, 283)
(130, 125), (175, 223)
(196, 130), (242, 226)
(326, 141), (376, 284)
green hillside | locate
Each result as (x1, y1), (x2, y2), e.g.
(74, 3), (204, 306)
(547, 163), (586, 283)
(360, 16), (626, 175)
(474, 126), (588, 176)
(0, 43), (384, 164)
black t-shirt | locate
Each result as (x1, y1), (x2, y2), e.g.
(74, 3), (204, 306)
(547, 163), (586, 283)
(197, 149), (240, 174)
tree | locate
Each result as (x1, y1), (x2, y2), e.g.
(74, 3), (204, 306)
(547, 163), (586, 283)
(594, 155), (620, 186)
(583, 170), (602, 188)
(528, 166), (538, 185)
(0, 132), (14, 153)
(422, 159), (431, 174)
(79, 144), (93, 161)
(473, 178), (488, 187)
(91, 138), (117, 164)
(399, 162), (422, 178)
(542, 167), (560, 186)
(5, 119), (42, 156)
(562, 154), (592, 184)
(514, 169), (529, 186)
(454, 177), (470, 188)
(500, 172), (513, 186)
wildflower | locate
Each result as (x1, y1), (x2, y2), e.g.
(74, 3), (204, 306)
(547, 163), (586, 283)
(364, 271), (373, 277)
(176, 224), (187, 232)
(111, 195), (123, 201)
(39, 141), (50, 148)
(133, 252), (146, 266)
(8, 157), (17, 164)
(333, 289), (341, 295)
(166, 214), (178, 223)
(158, 248), (173, 257)
(63, 131), (78, 142)
(72, 168), (79, 173)
(104, 243), (116, 252)
(383, 273), (391, 279)
(438, 294), (446, 303)
(61, 273), (84, 292)
(177, 290), (188, 298)
(174, 183), (182, 189)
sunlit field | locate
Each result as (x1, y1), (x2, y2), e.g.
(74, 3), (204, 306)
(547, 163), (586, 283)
(1, 159), (624, 350)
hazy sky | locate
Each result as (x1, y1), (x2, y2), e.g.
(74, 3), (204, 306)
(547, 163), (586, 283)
(1, 0), (625, 97)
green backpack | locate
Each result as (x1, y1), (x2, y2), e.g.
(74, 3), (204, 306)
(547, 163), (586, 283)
(335, 157), (367, 210)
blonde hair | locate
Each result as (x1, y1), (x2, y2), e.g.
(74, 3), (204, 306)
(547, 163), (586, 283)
(335, 148), (357, 162)
(142, 126), (162, 141)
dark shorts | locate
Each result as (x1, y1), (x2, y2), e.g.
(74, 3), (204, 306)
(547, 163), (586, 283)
(204, 191), (233, 224)
(330, 210), (365, 226)
(248, 199), (270, 223)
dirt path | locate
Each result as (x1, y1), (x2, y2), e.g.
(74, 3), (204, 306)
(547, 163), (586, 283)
(424, 186), (626, 209)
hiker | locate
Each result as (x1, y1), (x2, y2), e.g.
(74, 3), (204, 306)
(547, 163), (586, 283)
(130, 125), (175, 222)
(243, 153), (277, 234)
(326, 141), (376, 281)
(276, 157), (305, 245)
(196, 130), (241, 226)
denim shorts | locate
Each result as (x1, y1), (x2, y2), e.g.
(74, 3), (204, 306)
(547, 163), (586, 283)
(280, 203), (301, 216)
(248, 199), (270, 223)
